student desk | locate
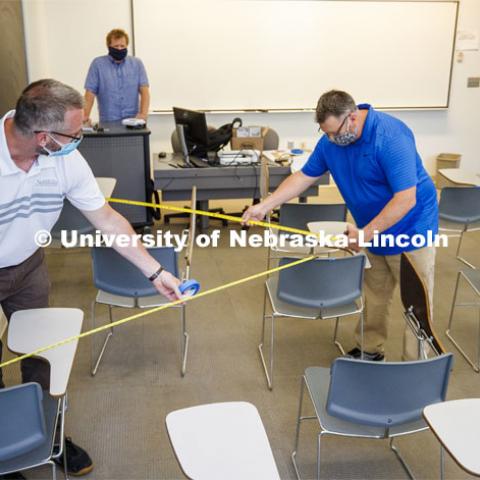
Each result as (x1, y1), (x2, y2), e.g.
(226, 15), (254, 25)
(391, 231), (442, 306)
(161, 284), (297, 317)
(423, 399), (480, 477)
(438, 168), (480, 187)
(153, 153), (328, 229)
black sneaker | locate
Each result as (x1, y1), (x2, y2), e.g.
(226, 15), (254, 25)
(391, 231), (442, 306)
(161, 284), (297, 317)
(0, 473), (26, 480)
(54, 437), (93, 476)
(346, 347), (385, 362)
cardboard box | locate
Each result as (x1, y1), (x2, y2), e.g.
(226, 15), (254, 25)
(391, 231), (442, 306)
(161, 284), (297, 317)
(231, 126), (268, 151)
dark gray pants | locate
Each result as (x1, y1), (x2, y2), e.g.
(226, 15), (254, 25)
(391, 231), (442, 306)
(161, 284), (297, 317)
(0, 248), (50, 389)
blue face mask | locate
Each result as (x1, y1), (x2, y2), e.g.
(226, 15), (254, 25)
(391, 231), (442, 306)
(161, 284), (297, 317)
(43, 134), (83, 157)
(108, 47), (128, 61)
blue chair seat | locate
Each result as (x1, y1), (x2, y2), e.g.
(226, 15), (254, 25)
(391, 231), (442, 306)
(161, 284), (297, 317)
(266, 276), (362, 320)
(95, 291), (176, 309)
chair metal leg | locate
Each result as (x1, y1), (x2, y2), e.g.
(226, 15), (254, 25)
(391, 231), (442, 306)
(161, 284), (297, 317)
(49, 460), (57, 480)
(446, 272), (480, 372)
(316, 431), (326, 480)
(180, 305), (189, 376)
(332, 317), (345, 355)
(62, 434), (69, 480)
(456, 225), (476, 269)
(360, 311), (364, 360)
(292, 376), (318, 480)
(390, 437), (416, 479)
(259, 285), (275, 389)
(258, 313), (274, 390)
(91, 302), (114, 376)
(440, 444), (445, 480)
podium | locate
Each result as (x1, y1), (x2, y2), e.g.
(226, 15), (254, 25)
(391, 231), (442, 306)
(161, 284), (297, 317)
(79, 123), (154, 229)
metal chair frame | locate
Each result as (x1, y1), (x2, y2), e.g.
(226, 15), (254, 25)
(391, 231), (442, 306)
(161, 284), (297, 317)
(259, 255), (365, 389)
(291, 354), (453, 480)
(91, 187), (196, 377)
(446, 268), (480, 372)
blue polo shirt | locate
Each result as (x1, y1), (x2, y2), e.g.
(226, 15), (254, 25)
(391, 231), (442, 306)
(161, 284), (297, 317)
(85, 55), (149, 123)
(302, 104), (438, 255)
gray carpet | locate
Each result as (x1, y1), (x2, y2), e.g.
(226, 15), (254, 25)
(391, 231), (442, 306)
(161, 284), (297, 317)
(3, 221), (479, 480)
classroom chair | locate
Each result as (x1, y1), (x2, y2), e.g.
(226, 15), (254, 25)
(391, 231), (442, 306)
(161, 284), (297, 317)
(266, 203), (348, 270)
(259, 254), (365, 389)
(291, 354), (454, 480)
(90, 188), (196, 377)
(0, 308), (83, 479)
(438, 187), (480, 269)
(446, 267), (480, 372)
(166, 402), (280, 480)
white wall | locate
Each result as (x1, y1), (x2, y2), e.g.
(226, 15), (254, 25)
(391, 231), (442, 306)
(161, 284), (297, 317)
(22, 0), (480, 173)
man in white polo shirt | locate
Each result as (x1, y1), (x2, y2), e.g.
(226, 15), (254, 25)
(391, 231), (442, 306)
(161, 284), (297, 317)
(0, 79), (181, 478)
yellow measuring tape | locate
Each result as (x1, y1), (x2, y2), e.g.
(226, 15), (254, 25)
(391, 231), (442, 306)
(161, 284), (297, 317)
(0, 197), (345, 369)
(107, 197), (321, 238)
(0, 255), (316, 369)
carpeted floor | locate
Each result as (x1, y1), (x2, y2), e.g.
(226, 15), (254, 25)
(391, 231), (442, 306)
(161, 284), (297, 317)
(2, 189), (479, 480)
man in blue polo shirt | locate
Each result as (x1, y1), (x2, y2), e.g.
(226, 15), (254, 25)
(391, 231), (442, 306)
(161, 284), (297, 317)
(83, 28), (150, 124)
(243, 90), (438, 361)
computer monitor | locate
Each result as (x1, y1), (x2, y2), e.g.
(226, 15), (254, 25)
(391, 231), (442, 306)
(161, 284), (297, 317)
(173, 107), (210, 158)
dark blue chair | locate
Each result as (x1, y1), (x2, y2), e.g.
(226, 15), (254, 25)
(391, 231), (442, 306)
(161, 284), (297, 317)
(292, 354), (454, 480)
(267, 203), (348, 269)
(260, 254), (365, 389)
(439, 187), (480, 268)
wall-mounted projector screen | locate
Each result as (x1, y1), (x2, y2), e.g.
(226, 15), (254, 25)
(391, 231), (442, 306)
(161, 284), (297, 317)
(133, 0), (458, 111)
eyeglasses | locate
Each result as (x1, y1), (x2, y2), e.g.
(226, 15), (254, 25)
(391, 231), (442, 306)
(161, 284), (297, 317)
(34, 130), (83, 143)
(319, 112), (351, 137)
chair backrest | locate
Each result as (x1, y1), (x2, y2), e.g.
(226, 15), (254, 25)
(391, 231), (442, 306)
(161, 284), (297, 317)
(91, 247), (178, 297)
(438, 187), (480, 224)
(0, 383), (47, 462)
(326, 354), (453, 429)
(400, 253), (445, 355)
(263, 128), (279, 150)
(277, 255), (364, 309)
(279, 203), (347, 232)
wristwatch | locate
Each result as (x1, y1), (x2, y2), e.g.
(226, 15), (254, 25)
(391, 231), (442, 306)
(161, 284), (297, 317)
(148, 266), (164, 282)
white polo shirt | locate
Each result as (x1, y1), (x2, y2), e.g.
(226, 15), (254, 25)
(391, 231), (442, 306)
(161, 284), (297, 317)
(0, 110), (105, 268)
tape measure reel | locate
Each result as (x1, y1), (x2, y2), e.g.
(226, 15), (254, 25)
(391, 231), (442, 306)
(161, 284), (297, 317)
(179, 279), (200, 297)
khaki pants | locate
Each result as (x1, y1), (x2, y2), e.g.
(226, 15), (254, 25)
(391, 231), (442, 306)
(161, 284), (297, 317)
(354, 246), (436, 360)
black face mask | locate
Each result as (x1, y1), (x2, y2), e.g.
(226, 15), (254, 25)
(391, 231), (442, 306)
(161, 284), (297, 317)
(108, 47), (128, 61)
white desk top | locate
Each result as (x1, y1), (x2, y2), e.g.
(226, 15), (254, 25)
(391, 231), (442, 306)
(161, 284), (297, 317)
(424, 399), (480, 477)
(96, 177), (117, 198)
(8, 308), (83, 397)
(438, 169), (480, 187)
(307, 221), (371, 268)
(166, 402), (280, 480)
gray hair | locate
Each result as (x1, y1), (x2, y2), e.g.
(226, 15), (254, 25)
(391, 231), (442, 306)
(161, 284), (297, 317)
(14, 79), (83, 135)
(315, 90), (357, 124)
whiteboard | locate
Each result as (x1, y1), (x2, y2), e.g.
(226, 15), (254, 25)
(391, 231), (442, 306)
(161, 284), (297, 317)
(133, 0), (458, 111)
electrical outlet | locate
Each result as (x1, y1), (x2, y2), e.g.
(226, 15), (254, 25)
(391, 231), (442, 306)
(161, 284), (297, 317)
(467, 77), (480, 88)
